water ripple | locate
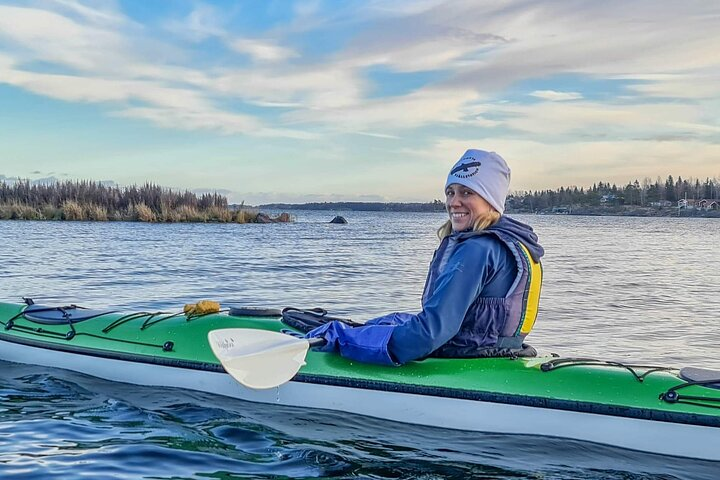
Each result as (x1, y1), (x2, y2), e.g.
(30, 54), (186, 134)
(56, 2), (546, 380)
(1, 213), (720, 478)
(2, 366), (717, 479)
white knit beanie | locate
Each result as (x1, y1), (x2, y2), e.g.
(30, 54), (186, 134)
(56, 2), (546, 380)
(445, 149), (511, 214)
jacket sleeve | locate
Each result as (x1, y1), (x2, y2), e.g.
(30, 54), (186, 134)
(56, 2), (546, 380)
(306, 239), (500, 365)
(386, 241), (494, 364)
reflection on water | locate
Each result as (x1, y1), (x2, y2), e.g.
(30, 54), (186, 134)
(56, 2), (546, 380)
(1, 213), (719, 478)
(1, 364), (717, 479)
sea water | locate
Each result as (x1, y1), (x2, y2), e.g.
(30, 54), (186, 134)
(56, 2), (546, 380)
(1, 213), (718, 479)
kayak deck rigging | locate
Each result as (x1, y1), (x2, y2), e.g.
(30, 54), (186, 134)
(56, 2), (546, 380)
(1, 301), (720, 433)
(540, 357), (677, 381)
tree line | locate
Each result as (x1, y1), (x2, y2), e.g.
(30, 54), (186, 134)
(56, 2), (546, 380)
(508, 175), (720, 212)
(0, 180), (289, 223)
(1, 179), (227, 211)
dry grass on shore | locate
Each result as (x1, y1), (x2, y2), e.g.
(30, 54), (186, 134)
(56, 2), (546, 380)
(0, 201), (291, 224)
(0, 180), (292, 223)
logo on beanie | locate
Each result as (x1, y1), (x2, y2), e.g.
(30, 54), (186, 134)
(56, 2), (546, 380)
(451, 157), (481, 178)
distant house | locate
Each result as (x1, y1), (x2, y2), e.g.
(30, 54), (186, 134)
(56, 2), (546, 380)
(697, 199), (719, 210)
(650, 200), (673, 207)
(677, 198), (697, 209)
(600, 194), (619, 204)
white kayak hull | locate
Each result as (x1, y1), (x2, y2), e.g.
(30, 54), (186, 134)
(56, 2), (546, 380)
(1, 338), (718, 462)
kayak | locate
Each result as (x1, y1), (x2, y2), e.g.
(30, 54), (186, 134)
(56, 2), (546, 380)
(0, 300), (719, 461)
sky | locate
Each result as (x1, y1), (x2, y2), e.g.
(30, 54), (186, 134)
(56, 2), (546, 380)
(0, 0), (719, 204)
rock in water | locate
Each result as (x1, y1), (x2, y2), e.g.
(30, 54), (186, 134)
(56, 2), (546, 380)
(330, 215), (348, 224)
(255, 213), (272, 223)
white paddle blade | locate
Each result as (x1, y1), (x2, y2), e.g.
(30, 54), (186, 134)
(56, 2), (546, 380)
(208, 328), (311, 389)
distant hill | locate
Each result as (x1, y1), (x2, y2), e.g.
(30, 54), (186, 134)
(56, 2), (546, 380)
(254, 201), (446, 213)
(0, 175), (117, 187)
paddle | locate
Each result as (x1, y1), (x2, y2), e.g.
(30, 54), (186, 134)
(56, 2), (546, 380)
(207, 328), (326, 389)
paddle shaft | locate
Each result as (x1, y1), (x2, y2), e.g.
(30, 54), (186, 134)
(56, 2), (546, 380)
(307, 337), (327, 348)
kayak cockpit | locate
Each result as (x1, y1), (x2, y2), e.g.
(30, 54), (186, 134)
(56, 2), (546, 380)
(679, 367), (720, 390)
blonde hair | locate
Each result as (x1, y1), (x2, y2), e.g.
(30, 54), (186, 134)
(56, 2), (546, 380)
(437, 210), (501, 240)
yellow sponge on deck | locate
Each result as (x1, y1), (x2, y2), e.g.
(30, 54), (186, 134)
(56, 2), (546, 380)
(184, 300), (221, 315)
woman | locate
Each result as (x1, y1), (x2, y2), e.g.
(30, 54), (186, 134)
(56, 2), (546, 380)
(307, 149), (544, 365)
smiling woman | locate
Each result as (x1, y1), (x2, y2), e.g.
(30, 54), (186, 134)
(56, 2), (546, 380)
(446, 184), (492, 228)
(441, 184), (499, 235)
(306, 149), (545, 365)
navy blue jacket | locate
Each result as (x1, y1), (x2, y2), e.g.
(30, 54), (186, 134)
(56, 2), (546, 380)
(307, 216), (544, 365)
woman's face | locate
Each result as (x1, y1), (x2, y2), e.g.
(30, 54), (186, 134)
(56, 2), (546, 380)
(445, 183), (493, 232)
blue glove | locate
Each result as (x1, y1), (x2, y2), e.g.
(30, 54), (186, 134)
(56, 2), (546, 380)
(305, 321), (344, 352)
(305, 321), (397, 366)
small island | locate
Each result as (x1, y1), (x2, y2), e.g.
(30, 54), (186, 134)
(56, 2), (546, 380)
(0, 180), (291, 223)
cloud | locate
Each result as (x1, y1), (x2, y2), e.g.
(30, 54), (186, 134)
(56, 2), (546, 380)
(0, 0), (719, 177)
(421, 136), (720, 192)
(210, 65), (366, 109)
(667, 122), (720, 134)
(229, 38), (298, 62)
(1, 63), (309, 136)
(48, 0), (128, 26)
(472, 116), (504, 128)
(112, 106), (260, 133)
(434, 2), (720, 96)
(529, 90), (583, 101)
(164, 3), (226, 41)
(0, 5), (132, 72)
(284, 87), (479, 130)
(342, 23), (508, 73)
(0, 4), (316, 138)
(167, 5), (297, 63)
(622, 73), (720, 99)
(2, 67), (208, 107)
(111, 106), (316, 139)
(353, 131), (400, 139)
(467, 100), (713, 140)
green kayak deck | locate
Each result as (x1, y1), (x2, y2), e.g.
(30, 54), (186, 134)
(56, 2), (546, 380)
(0, 301), (719, 427)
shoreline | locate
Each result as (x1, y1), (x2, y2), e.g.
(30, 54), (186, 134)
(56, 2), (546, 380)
(2, 201), (718, 221)
(255, 203), (720, 218)
(528, 206), (720, 218)
(0, 202), (292, 223)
